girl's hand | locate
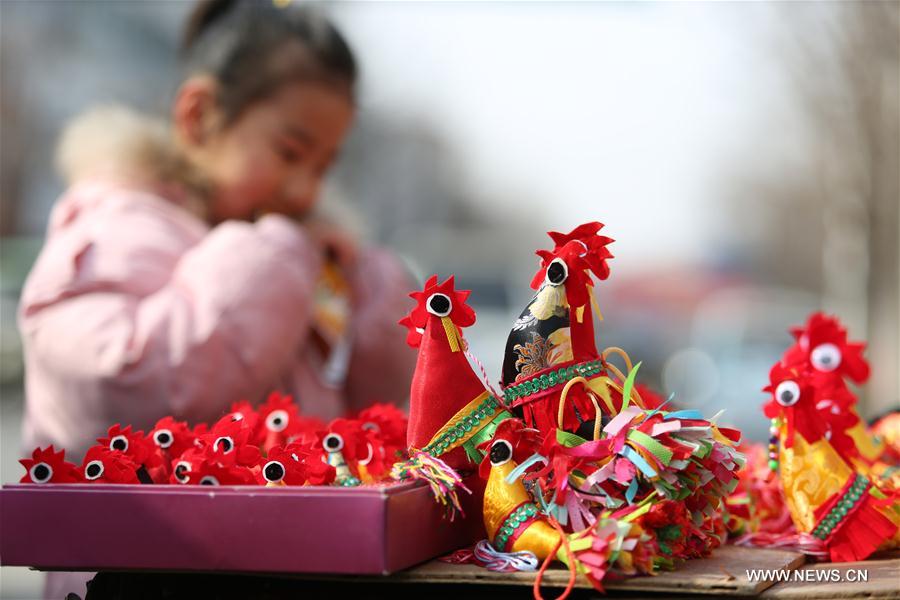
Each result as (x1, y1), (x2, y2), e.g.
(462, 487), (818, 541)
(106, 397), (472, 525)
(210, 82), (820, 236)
(302, 216), (359, 272)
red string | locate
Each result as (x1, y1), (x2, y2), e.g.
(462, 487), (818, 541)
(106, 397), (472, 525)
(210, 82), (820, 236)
(532, 519), (577, 600)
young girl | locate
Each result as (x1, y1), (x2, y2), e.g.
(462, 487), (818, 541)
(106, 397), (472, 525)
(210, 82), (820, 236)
(19, 0), (415, 462)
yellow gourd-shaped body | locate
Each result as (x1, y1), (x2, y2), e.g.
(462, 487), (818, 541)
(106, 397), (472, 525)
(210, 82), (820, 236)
(483, 459), (561, 559)
(779, 428), (900, 545)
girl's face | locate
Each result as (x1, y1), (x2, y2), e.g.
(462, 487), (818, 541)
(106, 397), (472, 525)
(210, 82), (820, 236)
(182, 80), (355, 223)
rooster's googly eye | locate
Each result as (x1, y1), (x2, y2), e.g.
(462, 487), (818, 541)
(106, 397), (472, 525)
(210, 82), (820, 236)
(29, 462), (53, 483)
(323, 433), (344, 452)
(810, 343), (842, 373)
(775, 381), (801, 407)
(266, 410), (289, 433)
(426, 293), (452, 317)
(263, 461), (286, 483)
(153, 429), (174, 449)
(545, 259), (568, 286)
(214, 436), (234, 453)
(174, 461), (191, 484)
(109, 435), (128, 452)
(489, 440), (513, 466)
(84, 460), (104, 480)
(199, 475), (219, 486)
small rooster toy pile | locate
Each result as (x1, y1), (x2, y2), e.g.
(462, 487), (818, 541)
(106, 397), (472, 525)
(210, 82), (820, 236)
(733, 312), (900, 562)
(20, 395), (408, 488)
(391, 222), (745, 594)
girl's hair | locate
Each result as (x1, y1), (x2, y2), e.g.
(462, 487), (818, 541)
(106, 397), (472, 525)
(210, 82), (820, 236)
(181, 0), (357, 123)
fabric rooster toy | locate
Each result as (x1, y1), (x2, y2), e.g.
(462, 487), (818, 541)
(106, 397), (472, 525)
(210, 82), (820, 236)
(782, 313), (896, 473)
(501, 223), (649, 436)
(253, 391), (324, 453)
(764, 313), (900, 562)
(393, 275), (513, 513)
(477, 419), (655, 589)
(19, 447), (80, 484)
(469, 222), (742, 592)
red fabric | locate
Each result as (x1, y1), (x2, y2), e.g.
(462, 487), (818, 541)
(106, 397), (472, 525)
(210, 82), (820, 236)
(546, 222), (615, 282)
(826, 493), (898, 562)
(530, 224), (614, 364)
(97, 424), (167, 483)
(253, 391), (324, 453)
(517, 376), (622, 434)
(764, 363), (844, 447)
(476, 418), (542, 480)
(357, 402), (409, 462)
(19, 446), (80, 483)
(79, 446), (141, 484)
(402, 275), (488, 469)
(764, 362), (863, 461)
(784, 312), (869, 384)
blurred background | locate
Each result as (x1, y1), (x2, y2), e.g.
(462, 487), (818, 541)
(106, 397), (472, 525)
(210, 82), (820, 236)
(1, 1), (898, 595)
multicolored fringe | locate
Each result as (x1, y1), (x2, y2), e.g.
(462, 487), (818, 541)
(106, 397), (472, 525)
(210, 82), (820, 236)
(391, 450), (470, 519)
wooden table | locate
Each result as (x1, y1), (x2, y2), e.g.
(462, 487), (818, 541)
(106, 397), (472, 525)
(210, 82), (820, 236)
(80, 547), (900, 599)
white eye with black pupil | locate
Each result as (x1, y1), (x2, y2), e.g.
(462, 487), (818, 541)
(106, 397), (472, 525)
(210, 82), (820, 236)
(231, 413), (243, 422)
(775, 380), (801, 407)
(199, 475), (219, 486)
(810, 343), (842, 373)
(362, 422), (379, 432)
(174, 461), (191, 484)
(84, 460), (104, 480)
(266, 410), (289, 433)
(153, 429), (174, 449)
(30, 462), (53, 483)
(263, 461), (286, 483)
(109, 435), (128, 452)
(214, 436), (234, 453)
(323, 433), (344, 452)
(545, 259), (568, 286)
(489, 440), (513, 466)
(426, 293), (452, 317)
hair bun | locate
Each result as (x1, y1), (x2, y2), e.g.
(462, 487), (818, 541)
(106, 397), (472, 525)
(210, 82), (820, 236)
(182, 0), (238, 54)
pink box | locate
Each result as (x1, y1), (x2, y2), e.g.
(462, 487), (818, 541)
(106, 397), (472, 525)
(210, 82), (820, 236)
(0, 479), (484, 574)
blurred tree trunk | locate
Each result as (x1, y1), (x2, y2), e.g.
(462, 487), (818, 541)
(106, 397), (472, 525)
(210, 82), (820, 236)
(804, 2), (899, 416)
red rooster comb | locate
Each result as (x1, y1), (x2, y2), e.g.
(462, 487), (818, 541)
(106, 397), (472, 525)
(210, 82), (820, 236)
(530, 242), (595, 308)
(20, 446), (80, 484)
(399, 275), (476, 348)
(546, 221), (615, 281)
(477, 418), (542, 480)
(785, 312), (869, 384)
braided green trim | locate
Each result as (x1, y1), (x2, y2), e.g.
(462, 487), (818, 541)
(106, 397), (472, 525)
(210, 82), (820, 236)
(504, 359), (604, 404)
(494, 503), (539, 551)
(422, 395), (504, 457)
(812, 474), (869, 540)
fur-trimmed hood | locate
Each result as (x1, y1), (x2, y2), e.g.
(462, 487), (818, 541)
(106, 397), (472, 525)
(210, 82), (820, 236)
(55, 105), (208, 206)
(55, 104), (364, 235)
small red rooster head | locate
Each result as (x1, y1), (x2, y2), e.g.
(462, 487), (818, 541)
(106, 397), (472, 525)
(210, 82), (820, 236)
(398, 275), (476, 349)
(19, 446), (80, 484)
(784, 312), (869, 384)
(80, 446), (141, 484)
(546, 221), (614, 281)
(149, 416), (196, 458)
(477, 418), (543, 480)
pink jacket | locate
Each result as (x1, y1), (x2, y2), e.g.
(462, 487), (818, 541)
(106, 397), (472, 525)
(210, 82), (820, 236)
(19, 180), (416, 459)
